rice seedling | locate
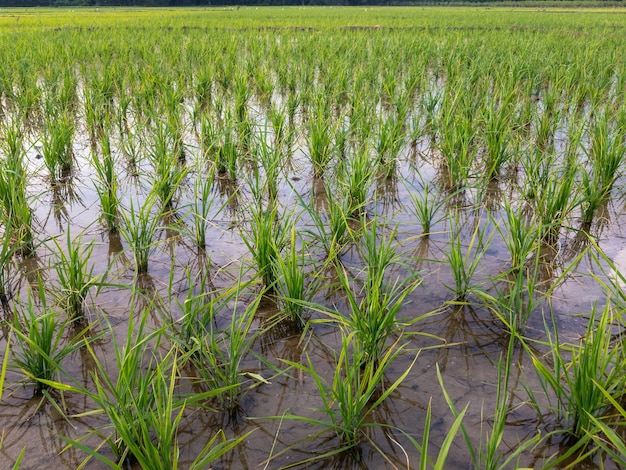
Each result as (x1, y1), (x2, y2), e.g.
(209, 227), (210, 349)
(307, 98), (335, 177)
(495, 200), (539, 272)
(534, 88), (561, 152)
(478, 255), (541, 336)
(240, 198), (290, 292)
(11, 281), (86, 394)
(41, 112), (74, 182)
(532, 157), (579, 246)
(436, 90), (475, 191)
(256, 125), (283, 204)
(50, 229), (102, 320)
(481, 92), (514, 180)
(183, 162), (219, 251)
(580, 108), (625, 225)
(215, 126), (239, 182)
(148, 121), (188, 209)
(0, 222), (20, 312)
(526, 301), (625, 445)
(119, 195), (163, 274)
(579, 383), (626, 468)
(0, 124), (35, 257)
(271, 332), (417, 462)
(1, 331), (11, 400)
(340, 145), (376, 218)
(323, 218), (422, 367)
(273, 226), (312, 328)
(299, 183), (356, 262)
(90, 131), (119, 233)
(191, 293), (267, 416)
(406, 178), (448, 236)
(171, 267), (240, 350)
(375, 113), (404, 179)
(393, 384), (469, 470)
(445, 217), (494, 301)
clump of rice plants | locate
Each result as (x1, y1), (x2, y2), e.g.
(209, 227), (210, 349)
(190, 294), (266, 416)
(119, 195), (163, 275)
(240, 194), (291, 293)
(50, 229), (102, 320)
(445, 217), (493, 301)
(375, 112), (404, 179)
(407, 178), (447, 236)
(186, 162), (219, 251)
(481, 92), (514, 180)
(324, 218), (422, 367)
(41, 111), (74, 182)
(91, 129), (120, 233)
(273, 226), (314, 328)
(148, 120), (188, 209)
(300, 182), (358, 262)
(340, 145), (376, 218)
(580, 108), (625, 226)
(527, 301), (625, 447)
(306, 97), (336, 177)
(0, 121), (35, 256)
(271, 332), (417, 460)
(11, 281), (86, 394)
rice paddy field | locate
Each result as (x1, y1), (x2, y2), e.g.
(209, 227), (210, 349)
(2, 5), (626, 469)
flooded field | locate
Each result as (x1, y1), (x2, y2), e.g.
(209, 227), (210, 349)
(1, 6), (626, 469)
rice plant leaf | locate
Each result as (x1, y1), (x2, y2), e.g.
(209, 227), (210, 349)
(244, 372), (271, 384)
(433, 403), (469, 470)
(0, 334), (9, 398)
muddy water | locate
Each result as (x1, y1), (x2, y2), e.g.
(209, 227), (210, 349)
(0, 117), (624, 470)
